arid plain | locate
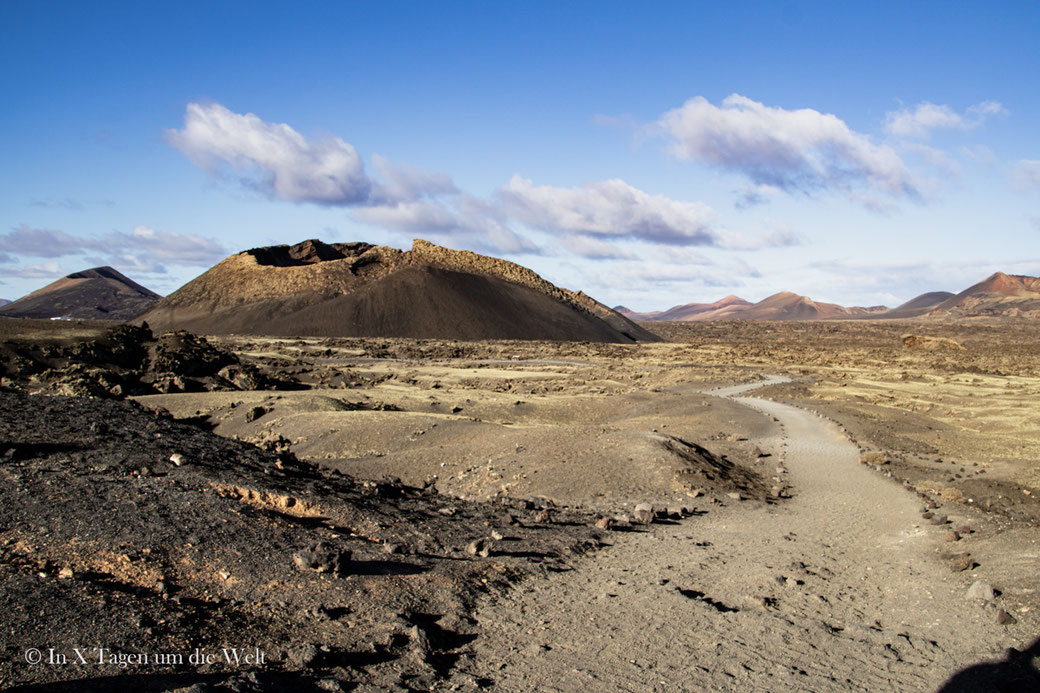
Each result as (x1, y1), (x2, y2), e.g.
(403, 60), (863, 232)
(130, 320), (1040, 689)
(2, 315), (1039, 691)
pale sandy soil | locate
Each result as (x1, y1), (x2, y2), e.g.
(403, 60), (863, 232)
(132, 323), (1040, 689)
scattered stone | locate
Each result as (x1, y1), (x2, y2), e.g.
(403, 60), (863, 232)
(996, 608), (1017, 625)
(58, 566), (74, 580)
(921, 511), (933, 520)
(726, 492), (743, 502)
(949, 553), (974, 572)
(169, 453), (184, 466)
(490, 529), (504, 541)
(383, 542), (404, 555)
(292, 542), (351, 576)
(288, 643), (321, 669)
(966, 580), (995, 601)
(954, 523), (972, 534)
(943, 530), (961, 542)
(502, 512), (517, 525)
(633, 503), (654, 524)
(929, 513), (948, 525)
(859, 452), (888, 466)
(534, 509), (551, 524)
(244, 405), (268, 422)
(595, 516), (615, 530)
(466, 539), (491, 557)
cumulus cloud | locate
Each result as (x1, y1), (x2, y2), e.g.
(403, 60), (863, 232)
(167, 102), (794, 259)
(167, 102), (371, 205)
(0, 225), (95, 258)
(653, 94), (918, 200)
(1013, 160), (1040, 193)
(355, 197), (538, 254)
(499, 176), (718, 246)
(0, 224), (226, 277)
(111, 226), (227, 265)
(884, 100), (1006, 139)
(0, 260), (64, 278)
(559, 235), (636, 259)
(369, 154), (458, 203)
(715, 220), (800, 251)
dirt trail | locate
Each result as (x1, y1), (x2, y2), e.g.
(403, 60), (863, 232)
(451, 377), (1023, 691)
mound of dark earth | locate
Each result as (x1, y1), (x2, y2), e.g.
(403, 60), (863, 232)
(0, 320), (290, 397)
(0, 267), (160, 321)
(0, 393), (604, 691)
(137, 239), (657, 343)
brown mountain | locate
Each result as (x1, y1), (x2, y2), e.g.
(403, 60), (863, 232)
(926, 272), (1040, 318)
(878, 291), (955, 319)
(624, 292), (878, 322)
(138, 239), (659, 343)
(0, 267), (160, 321)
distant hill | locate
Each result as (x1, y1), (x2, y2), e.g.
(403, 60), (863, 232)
(878, 291), (955, 319)
(621, 292), (878, 322)
(138, 239), (659, 343)
(926, 272), (1040, 318)
(0, 267), (161, 321)
(0, 299), (9, 308)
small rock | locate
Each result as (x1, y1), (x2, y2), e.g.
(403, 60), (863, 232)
(929, 514), (948, 526)
(595, 516), (615, 530)
(292, 542), (351, 575)
(383, 542), (404, 555)
(169, 453), (184, 466)
(466, 539), (490, 557)
(996, 608), (1017, 625)
(954, 523), (972, 534)
(921, 511), (934, 520)
(966, 580), (995, 601)
(289, 643), (321, 668)
(534, 509), (551, 524)
(633, 503), (654, 524)
(58, 566), (74, 580)
(244, 405), (268, 423)
(726, 492), (743, 502)
(502, 512), (517, 525)
(943, 530), (961, 542)
(949, 553), (974, 572)
(490, 530), (504, 541)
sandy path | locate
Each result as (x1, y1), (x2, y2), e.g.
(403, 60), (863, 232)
(452, 377), (1018, 691)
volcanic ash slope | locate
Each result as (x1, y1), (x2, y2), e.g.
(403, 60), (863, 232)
(137, 239), (657, 343)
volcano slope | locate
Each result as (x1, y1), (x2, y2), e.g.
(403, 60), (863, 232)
(136, 239), (655, 343)
(0, 267), (160, 321)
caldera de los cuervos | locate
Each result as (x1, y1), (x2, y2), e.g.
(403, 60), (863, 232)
(1, 238), (1038, 690)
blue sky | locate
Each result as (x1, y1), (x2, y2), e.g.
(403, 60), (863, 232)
(2, 1), (1039, 311)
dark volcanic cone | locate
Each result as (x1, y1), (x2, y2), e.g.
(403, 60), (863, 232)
(0, 266), (160, 321)
(137, 239), (658, 342)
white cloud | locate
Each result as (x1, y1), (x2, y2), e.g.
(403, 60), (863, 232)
(653, 94), (918, 200)
(354, 197), (538, 254)
(166, 102), (371, 205)
(0, 225), (93, 258)
(0, 224), (226, 277)
(369, 155), (458, 204)
(0, 260), (64, 279)
(559, 235), (636, 259)
(1013, 160), (1040, 193)
(716, 220), (799, 251)
(884, 100), (1006, 139)
(499, 175), (718, 245)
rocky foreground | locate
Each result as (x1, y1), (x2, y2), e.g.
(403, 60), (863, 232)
(0, 391), (608, 691)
